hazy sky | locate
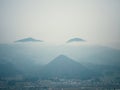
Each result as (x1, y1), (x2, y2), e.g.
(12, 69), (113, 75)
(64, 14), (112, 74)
(0, 0), (120, 48)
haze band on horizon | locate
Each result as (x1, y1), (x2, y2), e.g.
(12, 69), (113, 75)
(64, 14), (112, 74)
(0, 0), (120, 49)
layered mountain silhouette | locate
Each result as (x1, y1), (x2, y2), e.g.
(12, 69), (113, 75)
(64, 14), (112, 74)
(0, 44), (120, 79)
(40, 55), (100, 79)
(15, 37), (43, 43)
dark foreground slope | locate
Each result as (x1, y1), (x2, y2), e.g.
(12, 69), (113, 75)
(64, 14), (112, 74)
(0, 59), (21, 77)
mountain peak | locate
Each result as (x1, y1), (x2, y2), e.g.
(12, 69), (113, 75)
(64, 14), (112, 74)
(14, 37), (43, 43)
(53, 55), (73, 61)
(40, 54), (96, 79)
(48, 55), (77, 66)
(55, 54), (69, 59)
(67, 37), (85, 43)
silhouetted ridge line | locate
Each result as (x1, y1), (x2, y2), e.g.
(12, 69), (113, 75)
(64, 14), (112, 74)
(14, 37), (43, 43)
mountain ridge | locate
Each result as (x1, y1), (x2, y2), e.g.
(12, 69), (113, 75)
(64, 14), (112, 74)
(39, 55), (100, 79)
(14, 37), (43, 43)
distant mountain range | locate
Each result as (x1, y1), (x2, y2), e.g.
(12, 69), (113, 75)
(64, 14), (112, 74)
(14, 37), (43, 43)
(14, 37), (85, 43)
(0, 44), (120, 79)
(0, 53), (100, 79)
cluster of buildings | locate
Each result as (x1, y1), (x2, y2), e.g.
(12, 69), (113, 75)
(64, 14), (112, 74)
(0, 77), (120, 90)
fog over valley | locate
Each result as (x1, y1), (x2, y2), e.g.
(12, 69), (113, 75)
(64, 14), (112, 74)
(0, 0), (120, 90)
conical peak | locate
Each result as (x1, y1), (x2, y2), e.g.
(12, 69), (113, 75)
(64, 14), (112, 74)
(57, 54), (68, 58)
(51, 55), (75, 64)
(55, 55), (70, 60)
